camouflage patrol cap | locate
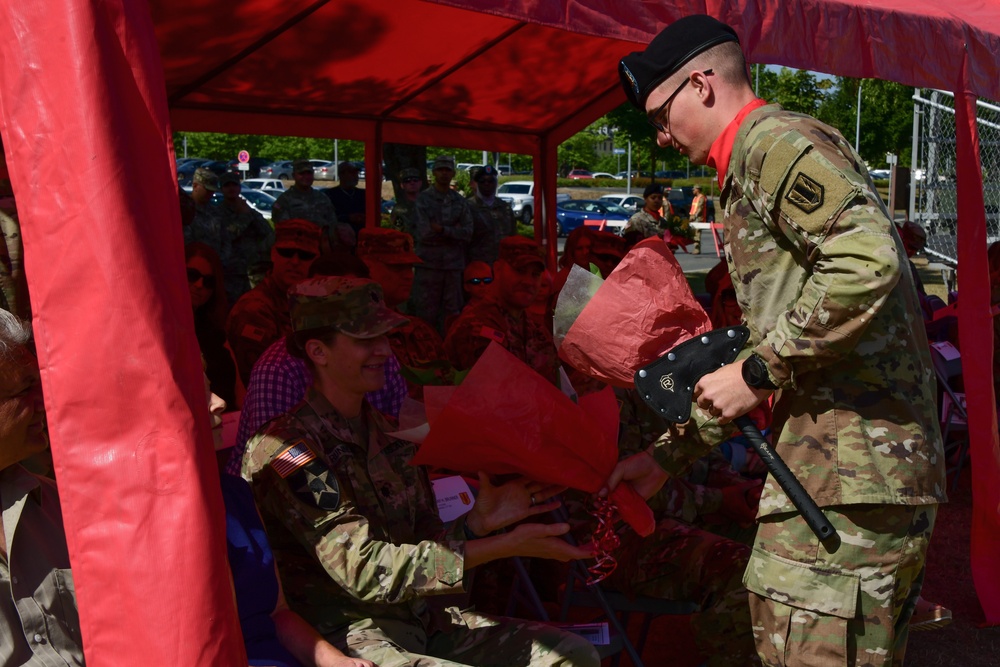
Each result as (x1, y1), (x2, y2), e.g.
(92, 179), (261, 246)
(292, 159), (313, 174)
(356, 228), (422, 265)
(289, 276), (409, 337)
(432, 155), (456, 171)
(193, 167), (220, 192)
(399, 167), (421, 181)
(498, 235), (546, 271)
(618, 15), (740, 109)
(274, 218), (322, 253)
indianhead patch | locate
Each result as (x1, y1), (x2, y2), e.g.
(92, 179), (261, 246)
(786, 172), (824, 213)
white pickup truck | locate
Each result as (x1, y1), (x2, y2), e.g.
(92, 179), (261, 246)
(496, 180), (571, 225)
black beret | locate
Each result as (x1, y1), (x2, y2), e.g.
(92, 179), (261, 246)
(619, 15), (740, 110)
(643, 183), (664, 198)
(475, 165), (498, 181)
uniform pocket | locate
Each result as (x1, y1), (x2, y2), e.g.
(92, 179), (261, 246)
(744, 547), (859, 667)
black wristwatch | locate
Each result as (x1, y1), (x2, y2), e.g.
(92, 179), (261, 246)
(742, 353), (778, 390)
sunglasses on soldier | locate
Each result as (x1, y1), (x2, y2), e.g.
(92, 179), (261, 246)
(275, 247), (318, 262)
(466, 277), (493, 285)
(186, 268), (215, 289)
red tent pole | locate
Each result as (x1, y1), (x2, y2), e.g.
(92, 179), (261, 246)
(0, 0), (245, 663)
(954, 55), (1000, 625)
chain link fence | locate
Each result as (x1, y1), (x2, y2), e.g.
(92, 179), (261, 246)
(913, 90), (1000, 270)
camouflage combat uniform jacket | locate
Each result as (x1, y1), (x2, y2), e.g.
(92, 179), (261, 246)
(413, 188), (473, 270)
(218, 203), (274, 302)
(444, 296), (558, 384)
(226, 274), (291, 384)
(241, 391), (466, 635)
(652, 105), (947, 516)
(389, 197), (417, 234)
(623, 208), (663, 238)
(184, 201), (231, 264)
(467, 195), (516, 264)
(272, 186), (338, 227)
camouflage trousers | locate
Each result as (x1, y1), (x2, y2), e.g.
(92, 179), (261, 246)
(607, 517), (758, 667)
(744, 504), (937, 667)
(411, 266), (464, 334)
(336, 610), (599, 666)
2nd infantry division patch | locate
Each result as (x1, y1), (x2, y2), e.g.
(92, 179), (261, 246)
(786, 172), (824, 213)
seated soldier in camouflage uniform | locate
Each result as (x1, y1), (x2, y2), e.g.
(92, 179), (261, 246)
(227, 219), (321, 385)
(445, 236), (557, 385)
(356, 227), (449, 397)
(241, 276), (599, 667)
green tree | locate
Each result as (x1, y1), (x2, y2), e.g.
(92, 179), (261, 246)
(817, 78), (914, 166)
(754, 67), (829, 115)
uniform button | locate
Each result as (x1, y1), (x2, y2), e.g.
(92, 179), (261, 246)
(33, 633), (43, 643)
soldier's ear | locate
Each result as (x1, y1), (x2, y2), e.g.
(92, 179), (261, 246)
(305, 338), (328, 367)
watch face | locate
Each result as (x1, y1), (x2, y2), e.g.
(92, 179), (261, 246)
(744, 355), (766, 387)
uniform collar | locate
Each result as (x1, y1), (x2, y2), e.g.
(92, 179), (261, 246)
(706, 98), (769, 188)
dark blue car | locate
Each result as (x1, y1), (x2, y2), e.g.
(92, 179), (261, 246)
(555, 199), (632, 236)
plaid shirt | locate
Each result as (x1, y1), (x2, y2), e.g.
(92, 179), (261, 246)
(226, 337), (407, 475)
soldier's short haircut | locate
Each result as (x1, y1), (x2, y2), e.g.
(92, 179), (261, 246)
(286, 325), (340, 369)
(686, 41), (750, 88)
(0, 309), (31, 363)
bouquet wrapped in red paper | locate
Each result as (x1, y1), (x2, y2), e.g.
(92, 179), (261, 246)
(410, 342), (655, 538)
(557, 236), (712, 388)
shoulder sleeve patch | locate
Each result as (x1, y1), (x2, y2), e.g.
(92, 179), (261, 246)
(240, 323), (267, 342)
(786, 172), (824, 213)
(270, 440), (341, 511)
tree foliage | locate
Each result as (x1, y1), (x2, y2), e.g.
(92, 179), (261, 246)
(816, 78), (914, 166)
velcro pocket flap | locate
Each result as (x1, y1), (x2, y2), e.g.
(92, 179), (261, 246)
(743, 546), (859, 619)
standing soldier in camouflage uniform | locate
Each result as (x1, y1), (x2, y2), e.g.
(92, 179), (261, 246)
(389, 167), (423, 233)
(445, 236), (557, 384)
(466, 165), (515, 264)
(227, 218), (321, 385)
(184, 167), (230, 265)
(610, 15), (946, 666)
(623, 183), (667, 239)
(412, 155), (473, 333)
(241, 276), (599, 667)
(273, 159), (355, 249)
(217, 172), (275, 303)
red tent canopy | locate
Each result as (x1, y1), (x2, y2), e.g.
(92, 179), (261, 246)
(1, 1), (998, 664)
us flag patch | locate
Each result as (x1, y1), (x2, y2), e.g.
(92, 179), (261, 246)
(477, 326), (505, 344)
(271, 440), (316, 478)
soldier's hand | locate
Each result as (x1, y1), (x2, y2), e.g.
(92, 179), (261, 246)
(505, 522), (595, 562)
(693, 360), (771, 425)
(602, 451), (667, 500)
(466, 471), (565, 535)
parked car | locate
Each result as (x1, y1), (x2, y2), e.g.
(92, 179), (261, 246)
(566, 169), (594, 180)
(555, 199), (631, 236)
(260, 188), (285, 199)
(667, 186), (715, 221)
(210, 188), (277, 220)
(868, 168), (891, 180)
(496, 180), (570, 225)
(226, 157), (272, 179)
(591, 172), (616, 179)
(261, 160), (294, 179)
(241, 178), (286, 192)
(313, 160), (337, 180)
(654, 170), (687, 179)
(177, 158), (227, 180)
(599, 193), (645, 213)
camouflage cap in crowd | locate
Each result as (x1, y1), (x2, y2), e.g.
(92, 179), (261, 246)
(193, 167), (219, 192)
(273, 218), (322, 253)
(432, 155), (456, 171)
(498, 235), (546, 271)
(292, 159), (313, 174)
(399, 167), (421, 181)
(356, 228), (422, 265)
(219, 172), (241, 186)
(289, 276), (409, 337)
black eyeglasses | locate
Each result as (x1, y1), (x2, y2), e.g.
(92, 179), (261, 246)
(186, 268), (216, 289)
(275, 247), (318, 262)
(466, 277), (493, 285)
(647, 69), (713, 134)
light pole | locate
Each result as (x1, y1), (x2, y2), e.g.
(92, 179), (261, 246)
(855, 81), (862, 153)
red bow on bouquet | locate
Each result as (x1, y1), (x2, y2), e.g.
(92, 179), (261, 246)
(410, 343), (656, 546)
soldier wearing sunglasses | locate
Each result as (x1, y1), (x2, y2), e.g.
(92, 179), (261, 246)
(227, 219), (322, 385)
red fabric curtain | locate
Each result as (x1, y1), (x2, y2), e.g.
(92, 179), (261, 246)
(954, 59), (1000, 625)
(0, 0), (245, 662)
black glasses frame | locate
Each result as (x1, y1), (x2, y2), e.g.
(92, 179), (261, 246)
(646, 69), (713, 134)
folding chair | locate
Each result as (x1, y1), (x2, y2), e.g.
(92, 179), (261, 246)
(929, 341), (970, 489)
